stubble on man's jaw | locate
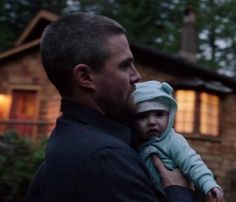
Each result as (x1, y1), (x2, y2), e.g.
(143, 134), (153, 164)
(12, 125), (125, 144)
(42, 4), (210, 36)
(105, 96), (137, 125)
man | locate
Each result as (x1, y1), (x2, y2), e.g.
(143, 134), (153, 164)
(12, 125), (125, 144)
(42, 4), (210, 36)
(26, 12), (197, 202)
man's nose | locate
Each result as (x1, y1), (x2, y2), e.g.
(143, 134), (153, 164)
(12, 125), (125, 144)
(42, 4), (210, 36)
(130, 65), (141, 83)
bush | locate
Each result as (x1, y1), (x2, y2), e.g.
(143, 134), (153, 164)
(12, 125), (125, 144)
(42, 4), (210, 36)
(0, 131), (47, 202)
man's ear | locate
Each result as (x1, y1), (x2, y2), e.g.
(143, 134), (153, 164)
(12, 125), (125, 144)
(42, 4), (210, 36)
(73, 64), (95, 90)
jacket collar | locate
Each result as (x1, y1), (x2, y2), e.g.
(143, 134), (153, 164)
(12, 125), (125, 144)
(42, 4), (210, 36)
(60, 99), (132, 145)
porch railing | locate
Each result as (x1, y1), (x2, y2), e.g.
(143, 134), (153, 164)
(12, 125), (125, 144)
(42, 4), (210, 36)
(0, 119), (55, 140)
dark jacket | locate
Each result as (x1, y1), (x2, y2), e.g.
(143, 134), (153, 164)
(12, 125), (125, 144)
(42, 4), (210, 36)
(26, 99), (197, 202)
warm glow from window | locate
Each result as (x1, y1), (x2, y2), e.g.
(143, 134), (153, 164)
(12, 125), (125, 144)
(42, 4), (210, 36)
(175, 90), (196, 133)
(200, 92), (219, 136)
(7, 90), (38, 136)
(0, 94), (12, 119)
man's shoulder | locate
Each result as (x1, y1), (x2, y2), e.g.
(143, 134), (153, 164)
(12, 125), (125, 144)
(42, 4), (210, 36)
(48, 116), (134, 158)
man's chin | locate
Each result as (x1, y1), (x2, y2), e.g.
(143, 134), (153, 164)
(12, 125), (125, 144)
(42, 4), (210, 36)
(106, 108), (132, 124)
(106, 102), (136, 124)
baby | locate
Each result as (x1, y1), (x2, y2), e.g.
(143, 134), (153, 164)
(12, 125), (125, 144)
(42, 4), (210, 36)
(132, 80), (224, 202)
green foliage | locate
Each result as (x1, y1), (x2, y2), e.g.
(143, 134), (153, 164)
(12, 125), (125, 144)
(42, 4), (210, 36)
(80, 0), (183, 53)
(0, 131), (46, 202)
(0, 0), (66, 51)
(1, 0), (236, 76)
(78, 0), (236, 76)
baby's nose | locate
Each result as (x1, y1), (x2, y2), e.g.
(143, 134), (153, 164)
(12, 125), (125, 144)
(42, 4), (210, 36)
(147, 115), (157, 124)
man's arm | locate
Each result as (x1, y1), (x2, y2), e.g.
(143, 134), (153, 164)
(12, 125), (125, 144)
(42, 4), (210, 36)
(78, 147), (159, 202)
(152, 155), (198, 202)
(152, 155), (192, 188)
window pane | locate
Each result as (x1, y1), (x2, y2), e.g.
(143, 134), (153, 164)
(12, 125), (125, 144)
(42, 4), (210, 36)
(175, 90), (196, 133)
(0, 94), (12, 119)
(0, 94), (12, 134)
(200, 92), (219, 136)
(10, 90), (37, 119)
(9, 90), (38, 136)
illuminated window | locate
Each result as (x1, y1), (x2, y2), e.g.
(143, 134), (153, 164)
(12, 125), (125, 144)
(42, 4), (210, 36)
(10, 90), (37, 119)
(9, 89), (38, 136)
(175, 90), (219, 137)
(200, 92), (219, 136)
(175, 90), (195, 133)
(0, 94), (12, 133)
(0, 94), (12, 119)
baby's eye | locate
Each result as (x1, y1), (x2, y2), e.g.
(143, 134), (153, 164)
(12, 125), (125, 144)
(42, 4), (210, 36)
(136, 112), (148, 120)
(155, 111), (168, 117)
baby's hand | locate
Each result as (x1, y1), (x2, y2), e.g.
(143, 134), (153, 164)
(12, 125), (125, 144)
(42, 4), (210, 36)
(207, 187), (224, 202)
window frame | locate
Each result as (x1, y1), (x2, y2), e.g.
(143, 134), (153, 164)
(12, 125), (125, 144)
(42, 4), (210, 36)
(174, 88), (222, 138)
(1, 85), (41, 139)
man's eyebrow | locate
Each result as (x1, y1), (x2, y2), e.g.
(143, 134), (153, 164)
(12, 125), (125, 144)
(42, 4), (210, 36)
(119, 57), (133, 66)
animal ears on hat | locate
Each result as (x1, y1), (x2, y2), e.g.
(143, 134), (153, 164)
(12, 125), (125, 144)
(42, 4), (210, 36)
(161, 82), (173, 95)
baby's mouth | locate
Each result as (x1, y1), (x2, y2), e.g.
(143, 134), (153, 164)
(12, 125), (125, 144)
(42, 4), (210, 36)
(147, 129), (161, 136)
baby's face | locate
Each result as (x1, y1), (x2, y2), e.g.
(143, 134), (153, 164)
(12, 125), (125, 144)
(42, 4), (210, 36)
(134, 110), (169, 141)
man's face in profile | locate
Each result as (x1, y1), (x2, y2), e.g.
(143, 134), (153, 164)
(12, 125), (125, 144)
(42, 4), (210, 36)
(92, 34), (140, 121)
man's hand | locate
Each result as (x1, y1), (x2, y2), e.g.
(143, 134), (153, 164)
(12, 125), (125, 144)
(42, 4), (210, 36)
(152, 155), (193, 189)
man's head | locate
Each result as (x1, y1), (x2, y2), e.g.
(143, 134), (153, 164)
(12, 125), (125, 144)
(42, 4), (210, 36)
(132, 81), (177, 141)
(41, 12), (141, 117)
(41, 13), (126, 97)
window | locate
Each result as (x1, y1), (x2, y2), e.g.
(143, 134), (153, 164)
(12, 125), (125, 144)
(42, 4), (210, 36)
(175, 90), (220, 137)
(200, 93), (219, 136)
(175, 90), (195, 133)
(10, 90), (37, 119)
(0, 94), (12, 133)
(9, 89), (38, 136)
(0, 94), (12, 120)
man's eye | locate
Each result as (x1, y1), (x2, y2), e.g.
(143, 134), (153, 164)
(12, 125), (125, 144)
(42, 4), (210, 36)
(119, 59), (133, 70)
(120, 62), (131, 69)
